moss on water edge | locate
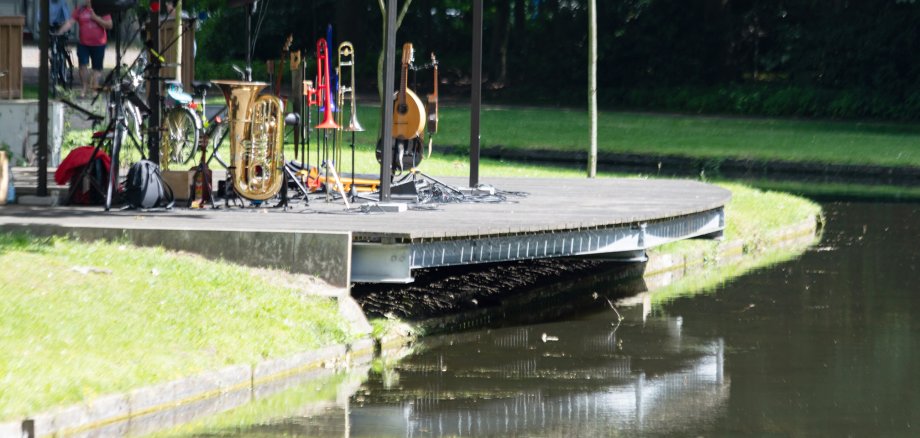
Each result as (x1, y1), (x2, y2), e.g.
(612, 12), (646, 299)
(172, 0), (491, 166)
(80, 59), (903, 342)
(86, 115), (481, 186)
(0, 235), (357, 421)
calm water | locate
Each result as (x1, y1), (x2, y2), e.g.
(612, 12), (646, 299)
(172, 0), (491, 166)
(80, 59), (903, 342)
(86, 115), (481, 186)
(209, 202), (920, 436)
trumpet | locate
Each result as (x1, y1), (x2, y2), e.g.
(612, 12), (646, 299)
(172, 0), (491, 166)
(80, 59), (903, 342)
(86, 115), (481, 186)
(336, 41), (364, 133)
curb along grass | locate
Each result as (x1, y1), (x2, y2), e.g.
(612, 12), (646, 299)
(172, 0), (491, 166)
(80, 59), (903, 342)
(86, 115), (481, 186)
(0, 235), (381, 432)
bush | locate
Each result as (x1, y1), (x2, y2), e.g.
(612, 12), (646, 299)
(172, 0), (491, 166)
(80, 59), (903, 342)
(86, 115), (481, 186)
(585, 84), (920, 121)
(195, 59), (270, 83)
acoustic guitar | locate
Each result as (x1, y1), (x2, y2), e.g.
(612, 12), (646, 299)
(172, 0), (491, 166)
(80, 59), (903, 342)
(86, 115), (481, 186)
(393, 43), (426, 140)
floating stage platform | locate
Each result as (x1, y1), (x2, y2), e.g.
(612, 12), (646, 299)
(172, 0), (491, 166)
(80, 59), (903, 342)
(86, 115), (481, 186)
(0, 177), (730, 286)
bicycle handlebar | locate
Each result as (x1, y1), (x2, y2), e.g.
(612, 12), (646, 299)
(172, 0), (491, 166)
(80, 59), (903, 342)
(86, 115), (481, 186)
(60, 98), (105, 123)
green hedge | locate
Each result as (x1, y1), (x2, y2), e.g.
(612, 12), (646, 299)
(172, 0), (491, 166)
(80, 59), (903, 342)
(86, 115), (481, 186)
(486, 84), (920, 121)
(607, 85), (920, 121)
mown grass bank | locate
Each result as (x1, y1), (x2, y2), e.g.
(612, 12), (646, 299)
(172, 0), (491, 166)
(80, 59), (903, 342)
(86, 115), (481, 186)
(0, 237), (358, 421)
(53, 103), (920, 171)
(340, 104), (920, 169)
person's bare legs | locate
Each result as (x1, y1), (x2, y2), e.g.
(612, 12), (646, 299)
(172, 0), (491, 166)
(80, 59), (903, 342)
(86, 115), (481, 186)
(78, 64), (89, 98)
(90, 69), (101, 95)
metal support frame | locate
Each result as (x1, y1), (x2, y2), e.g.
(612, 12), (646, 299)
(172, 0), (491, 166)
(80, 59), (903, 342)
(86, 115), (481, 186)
(147, 2), (161, 163)
(379, 0), (397, 202)
(351, 207), (726, 283)
(469, 0), (483, 188)
(37, 0), (49, 197)
(245, 1), (253, 80)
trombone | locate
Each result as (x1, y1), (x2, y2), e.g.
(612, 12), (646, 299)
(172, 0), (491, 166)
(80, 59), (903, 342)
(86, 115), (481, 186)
(336, 41), (364, 194)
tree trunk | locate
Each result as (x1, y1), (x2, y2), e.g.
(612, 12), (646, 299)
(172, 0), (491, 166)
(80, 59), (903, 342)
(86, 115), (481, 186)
(514, 0), (526, 33)
(487, 0), (510, 84)
(487, 0), (509, 82)
(510, 0), (525, 84)
(587, 0), (597, 178)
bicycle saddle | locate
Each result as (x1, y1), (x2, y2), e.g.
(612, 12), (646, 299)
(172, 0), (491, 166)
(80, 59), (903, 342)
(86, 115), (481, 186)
(191, 81), (212, 95)
(165, 81), (193, 105)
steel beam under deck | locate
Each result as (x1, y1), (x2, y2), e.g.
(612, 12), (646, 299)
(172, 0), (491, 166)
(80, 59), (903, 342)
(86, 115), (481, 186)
(351, 207), (726, 283)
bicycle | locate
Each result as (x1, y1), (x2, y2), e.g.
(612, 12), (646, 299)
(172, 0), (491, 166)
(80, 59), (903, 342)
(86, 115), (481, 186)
(97, 55), (149, 210)
(111, 57), (148, 171)
(160, 80), (227, 170)
(49, 33), (74, 98)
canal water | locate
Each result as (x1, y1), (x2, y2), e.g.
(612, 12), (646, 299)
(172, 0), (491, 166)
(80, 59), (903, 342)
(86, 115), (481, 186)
(177, 201), (919, 436)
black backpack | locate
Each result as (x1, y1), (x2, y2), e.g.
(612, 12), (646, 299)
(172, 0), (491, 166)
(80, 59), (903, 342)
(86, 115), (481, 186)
(124, 160), (174, 209)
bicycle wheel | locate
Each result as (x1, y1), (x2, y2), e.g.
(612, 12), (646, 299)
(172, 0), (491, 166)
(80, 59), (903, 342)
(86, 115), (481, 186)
(161, 107), (199, 170)
(120, 101), (146, 167)
(61, 47), (74, 90)
(49, 48), (61, 98)
(206, 118), (229, 168)
(105, 122), (125, 211)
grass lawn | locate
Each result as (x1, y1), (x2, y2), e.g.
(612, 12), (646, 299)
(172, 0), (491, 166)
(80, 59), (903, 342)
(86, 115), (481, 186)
(341, 104), (920, 168)
(48, 97), (920, 171)
(48, 98), (920, 170)
(0, 236), (357, 421)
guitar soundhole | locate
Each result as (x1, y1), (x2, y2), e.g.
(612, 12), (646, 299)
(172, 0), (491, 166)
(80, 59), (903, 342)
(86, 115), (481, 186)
(397, 103), (408, 114)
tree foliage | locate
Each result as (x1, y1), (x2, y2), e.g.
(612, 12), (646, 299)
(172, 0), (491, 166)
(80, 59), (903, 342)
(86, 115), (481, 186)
(187, 0), (920, 119)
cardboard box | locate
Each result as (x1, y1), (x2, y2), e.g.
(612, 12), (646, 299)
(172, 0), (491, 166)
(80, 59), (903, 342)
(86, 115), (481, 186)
(161, 170), (195, 202)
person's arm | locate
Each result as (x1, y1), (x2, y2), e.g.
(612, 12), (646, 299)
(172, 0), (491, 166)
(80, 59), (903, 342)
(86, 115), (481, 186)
(90, 11), (113, 30)
(55, 17), (75, 34)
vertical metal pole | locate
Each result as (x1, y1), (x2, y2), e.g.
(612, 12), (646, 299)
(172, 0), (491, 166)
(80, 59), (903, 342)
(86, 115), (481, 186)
(587, 0), (597, 178)
(148, 2), (161, 163)
(245, 2), (253, 81)
(469, 0), (483, 188)
(379, 0), (397, 202)
(174, 0), (183, 82)
(37, 0), (49, 197)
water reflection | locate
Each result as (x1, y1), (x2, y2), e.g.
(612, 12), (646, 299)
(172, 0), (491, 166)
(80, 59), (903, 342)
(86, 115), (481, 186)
(172, 202), (920, 437)
(213, 307), (729, 437)
(353, 318), (727, 437)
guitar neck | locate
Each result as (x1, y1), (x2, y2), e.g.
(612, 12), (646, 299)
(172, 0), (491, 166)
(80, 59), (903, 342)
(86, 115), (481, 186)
(432, 63), (438, 99)
(399, 63), (409, 106)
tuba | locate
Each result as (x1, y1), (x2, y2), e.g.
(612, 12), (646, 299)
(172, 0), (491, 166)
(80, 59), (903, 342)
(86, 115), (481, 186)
(212, 80), (285, 201)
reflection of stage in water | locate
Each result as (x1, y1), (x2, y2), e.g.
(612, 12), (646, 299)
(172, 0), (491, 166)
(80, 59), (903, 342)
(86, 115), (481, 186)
(245, 312), (730, 437)
(175, 310), (729, 437)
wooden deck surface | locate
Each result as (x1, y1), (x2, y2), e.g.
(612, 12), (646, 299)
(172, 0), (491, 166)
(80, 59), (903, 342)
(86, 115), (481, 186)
(0, 177), (730, 242)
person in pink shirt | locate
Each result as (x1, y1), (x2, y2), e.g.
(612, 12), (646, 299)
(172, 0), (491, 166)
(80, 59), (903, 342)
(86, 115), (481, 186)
(54, 0), (112, 98)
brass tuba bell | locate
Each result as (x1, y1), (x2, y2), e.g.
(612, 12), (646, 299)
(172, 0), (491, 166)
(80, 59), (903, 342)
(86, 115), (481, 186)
(211, 80), (285, 201)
